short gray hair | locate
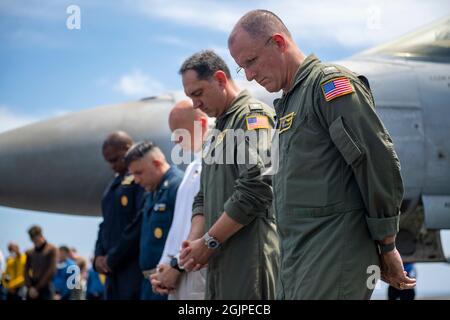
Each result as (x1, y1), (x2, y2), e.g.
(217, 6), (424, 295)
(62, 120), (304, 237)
(229, 10), (292, 45)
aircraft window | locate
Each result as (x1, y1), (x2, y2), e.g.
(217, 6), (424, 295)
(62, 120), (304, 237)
(362, 16), (450, 62)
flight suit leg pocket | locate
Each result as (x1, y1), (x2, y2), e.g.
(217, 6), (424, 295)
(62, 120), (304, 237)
(329, 116), (362, 166)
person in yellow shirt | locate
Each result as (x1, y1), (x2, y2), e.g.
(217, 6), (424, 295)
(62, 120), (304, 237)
(2, 242), (27, 300)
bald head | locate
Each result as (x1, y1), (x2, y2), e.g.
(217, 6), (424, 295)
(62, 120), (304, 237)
(229, 10), (292, 46)
(169, 100), (206, 130)
(169, 100), (208, 152)
(102, 131), (133, 151)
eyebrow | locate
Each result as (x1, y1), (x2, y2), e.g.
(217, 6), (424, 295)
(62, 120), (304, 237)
(189, 89), (202, 97)
(245, 56), (256, 64)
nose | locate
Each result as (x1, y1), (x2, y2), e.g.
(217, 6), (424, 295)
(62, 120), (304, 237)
(193, 99), (202, 110)
(245, 68), (256, 81)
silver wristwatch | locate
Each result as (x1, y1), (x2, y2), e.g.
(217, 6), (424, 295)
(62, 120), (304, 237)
(203, 232), (221, 250)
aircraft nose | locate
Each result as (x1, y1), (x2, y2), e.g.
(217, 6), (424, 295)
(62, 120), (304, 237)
(0, 98), (176, 216)
(0, 116), (110, 215)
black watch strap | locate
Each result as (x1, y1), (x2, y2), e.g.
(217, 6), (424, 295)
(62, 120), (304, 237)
(379, 242), (396, 254)
(170, 257), (184, 273)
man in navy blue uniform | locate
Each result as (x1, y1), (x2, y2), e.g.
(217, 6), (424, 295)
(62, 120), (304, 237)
(116, 141), (183, 300)
(94, 131), (145, 300)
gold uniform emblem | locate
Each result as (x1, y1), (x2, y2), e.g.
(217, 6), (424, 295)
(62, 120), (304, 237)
(279, 112), (296, 134)
(154, 227), (163, 239)
(120, 195), (128, 207)
(121, 174), (135, 185)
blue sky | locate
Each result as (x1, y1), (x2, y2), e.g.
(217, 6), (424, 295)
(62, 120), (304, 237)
(1, 0), (450, 297)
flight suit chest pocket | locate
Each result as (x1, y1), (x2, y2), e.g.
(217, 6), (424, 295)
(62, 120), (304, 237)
(329, 116), (363, 166)
(278, 112), (307, 153)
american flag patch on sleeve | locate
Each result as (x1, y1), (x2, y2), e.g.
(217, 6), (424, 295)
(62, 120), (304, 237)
(246, 115), (270, 130)
(321, 77), (354, 102)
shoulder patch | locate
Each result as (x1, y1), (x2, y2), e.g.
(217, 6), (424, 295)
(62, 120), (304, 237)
(321, 77), (354, 102)
(322, 66), (339, 75)
(246, 115), (270, 130)
(121, 174), (135, 185)
(248, 103), (263, 111)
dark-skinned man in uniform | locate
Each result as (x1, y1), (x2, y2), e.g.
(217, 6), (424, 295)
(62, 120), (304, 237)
(229, 10), (416, 299)
(178, 50), (279, 299)
(94, 131), (144, 300)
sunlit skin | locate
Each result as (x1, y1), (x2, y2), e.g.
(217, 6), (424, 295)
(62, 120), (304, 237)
(128, 153), (168, 192)
(182, 69), (238, 118)
(168, 100), (209, 153)
(229, 28), (305, 94)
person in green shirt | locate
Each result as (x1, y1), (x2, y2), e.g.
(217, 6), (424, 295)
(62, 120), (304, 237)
(178, 50), (279, 299)
(228, 9), (416, 299)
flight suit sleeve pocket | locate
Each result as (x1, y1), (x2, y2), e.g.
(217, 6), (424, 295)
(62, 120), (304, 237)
(329, 116), (362, 165)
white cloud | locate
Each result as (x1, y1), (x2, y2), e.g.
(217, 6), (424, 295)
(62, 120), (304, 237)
(136, 0), (244, 33)
(153, 35), (193, 48)
(0, 106), (37, 133)
(134, 0), (449, 48)
(115, 69), (165, 97)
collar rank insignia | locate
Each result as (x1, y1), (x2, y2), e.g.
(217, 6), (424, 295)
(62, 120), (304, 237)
(322, 66), (339, 75)
(121, 174), (134, 185)
(279, 112), (296, 134)
(321, 77), (354, 102)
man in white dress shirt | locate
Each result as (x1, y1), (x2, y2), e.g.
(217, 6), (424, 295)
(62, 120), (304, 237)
(151, 99), (209, 299)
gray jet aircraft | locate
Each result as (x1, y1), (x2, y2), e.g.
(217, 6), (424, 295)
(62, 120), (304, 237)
(0, 17), (449, 262)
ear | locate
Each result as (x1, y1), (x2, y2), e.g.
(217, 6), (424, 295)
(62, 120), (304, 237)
(200, 116), (208, 131)
(152, 159), (162, 168)
(213, 70), (228, 87)
(272, 34), (287, 52)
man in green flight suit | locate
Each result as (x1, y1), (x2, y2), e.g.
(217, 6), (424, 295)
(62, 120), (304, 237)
(178, 50), (279, 299)
(228, 10), (416, 299)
